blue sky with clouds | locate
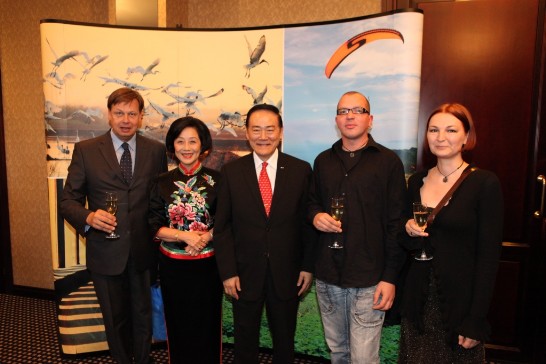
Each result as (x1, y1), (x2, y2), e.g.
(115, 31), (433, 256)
(282, 10), (423, 165)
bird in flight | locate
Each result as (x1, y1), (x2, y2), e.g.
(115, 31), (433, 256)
(244, 35), (268, 78)
(46, 38), (80, 73)
(99, 76), (157, 91)
(68, 109), (96, 124)
(165, 88), (224, 115)
(43, 71), (75, 90)
(127, 58), (160, 81)
(242, 84), (268, 104)
(79, 52), (109, 81)
(148, 99), (180, 127)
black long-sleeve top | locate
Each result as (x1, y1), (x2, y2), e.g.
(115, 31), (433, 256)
(148, 166), (220, 259)
(401, 166), (503, 345)
(308, 136), (408, 288)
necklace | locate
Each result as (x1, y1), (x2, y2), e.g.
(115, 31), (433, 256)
(436, 160), (465, 183)
(342, 140), (368, 157)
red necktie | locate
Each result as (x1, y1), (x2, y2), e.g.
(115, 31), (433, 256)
(258, 162), (273, 216)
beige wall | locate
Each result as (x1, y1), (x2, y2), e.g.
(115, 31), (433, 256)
(168, 0), (381, 28)
(0, 0), (381, 290)
(0, 0), (111, 289)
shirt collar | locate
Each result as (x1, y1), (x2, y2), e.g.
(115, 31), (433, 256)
(333, 134), (379, 152)
(110, 130), (136, 152)
(253, 148), (279, 171)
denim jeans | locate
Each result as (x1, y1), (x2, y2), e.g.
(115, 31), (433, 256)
(316, 279), (385, 364)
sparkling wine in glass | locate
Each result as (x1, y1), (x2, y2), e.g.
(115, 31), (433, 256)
(105, 192), (120, 239)
(328, 197), (344, 249)
(413, 202), (432, 261)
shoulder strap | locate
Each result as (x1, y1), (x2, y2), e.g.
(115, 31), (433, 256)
(427, 166), (478, 226)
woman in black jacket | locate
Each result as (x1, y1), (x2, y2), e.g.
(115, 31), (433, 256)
(398, 103), (503, 363)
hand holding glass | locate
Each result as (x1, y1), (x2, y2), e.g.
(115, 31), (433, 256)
(413, 202), (432, 261)
(105, 192), (120, 239)
(328, 197), (344, 249)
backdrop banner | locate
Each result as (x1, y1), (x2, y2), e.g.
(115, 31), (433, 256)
(41, 8), (423, 359)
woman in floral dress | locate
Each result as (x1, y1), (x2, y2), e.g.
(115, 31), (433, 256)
(149, 116), (222, 363)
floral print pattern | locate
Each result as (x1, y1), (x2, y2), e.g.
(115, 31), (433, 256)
(167, 174), (216, 232)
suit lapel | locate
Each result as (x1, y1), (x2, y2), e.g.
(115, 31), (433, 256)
(242, 152), (289, 219)
(98, 132), (125, 184)
(269, 152), (288, 218)
(132, 135), (148, 186)
(242, 154), (269, 218)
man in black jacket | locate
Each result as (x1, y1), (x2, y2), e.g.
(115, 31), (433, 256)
(215, 104), (316, 364)
(308, 91), (407, 364)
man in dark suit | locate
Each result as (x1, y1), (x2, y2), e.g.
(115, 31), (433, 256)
(60, 87), (167, 364)
(214, 103), (316, 364)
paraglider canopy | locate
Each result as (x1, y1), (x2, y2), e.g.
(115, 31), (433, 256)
(325, 29), (404, 79)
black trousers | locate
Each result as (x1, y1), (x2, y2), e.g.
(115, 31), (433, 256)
(233, 266), (299, 364)
(91, 258), (152, 364)
(159, 254), (223, 364)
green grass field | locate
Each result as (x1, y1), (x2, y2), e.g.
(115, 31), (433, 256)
(221, 284), (400, 362)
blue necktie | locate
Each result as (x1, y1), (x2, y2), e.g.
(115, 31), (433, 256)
(120, 142), (132, 184)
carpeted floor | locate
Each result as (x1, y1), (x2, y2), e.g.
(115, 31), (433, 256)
(0, 293), (327, 364)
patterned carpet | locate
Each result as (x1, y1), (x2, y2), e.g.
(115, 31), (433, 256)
(0, 293), (327, 364)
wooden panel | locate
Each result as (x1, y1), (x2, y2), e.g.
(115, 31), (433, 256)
(0, 71), (13, 293)
(416, 0), (538, 241)
(412, 0), (542, 360)
(530, 14), (546, 357)
(488, 260), (521, 344)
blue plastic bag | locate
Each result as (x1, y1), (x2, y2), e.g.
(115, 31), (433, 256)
(151, 283), (167, 341)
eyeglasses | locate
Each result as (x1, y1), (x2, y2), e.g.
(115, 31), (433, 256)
(336, 107), (370, 115)
(112, 111), (140, 120)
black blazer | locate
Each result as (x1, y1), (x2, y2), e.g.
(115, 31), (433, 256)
(214, 152), (316, 301)
(60, 132), (167, 275)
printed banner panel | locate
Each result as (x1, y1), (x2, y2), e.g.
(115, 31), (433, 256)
(41, 9), (423, 358)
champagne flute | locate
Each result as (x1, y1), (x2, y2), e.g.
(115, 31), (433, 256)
(413, 202), (432, 261)
(328, 197), (344, 249)
(105, 192), (120, 239)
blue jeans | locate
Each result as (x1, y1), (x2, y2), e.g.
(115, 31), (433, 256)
(316, 279), (385, 364)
